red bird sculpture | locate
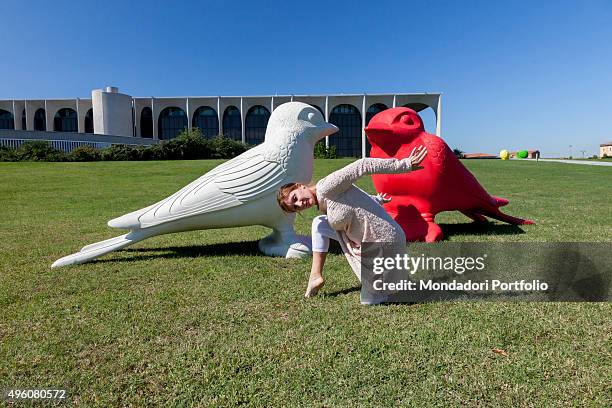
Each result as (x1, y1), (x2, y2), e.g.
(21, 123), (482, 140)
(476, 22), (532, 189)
(365, 107), (534, 242)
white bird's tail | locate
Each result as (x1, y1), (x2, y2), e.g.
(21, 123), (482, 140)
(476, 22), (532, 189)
(51, 230), (151, 268)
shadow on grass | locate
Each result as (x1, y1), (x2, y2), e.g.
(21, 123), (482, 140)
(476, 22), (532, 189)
(439, 222), (526, 238)
(89, 223), (523, 265)
(90, 239), (345, 264)
(91, 240), (263, 264)
(324, 285), (361, 297)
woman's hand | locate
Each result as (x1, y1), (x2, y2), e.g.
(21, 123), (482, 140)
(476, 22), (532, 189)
(400, 144), (428, 171)
(374, 193), (392, 204)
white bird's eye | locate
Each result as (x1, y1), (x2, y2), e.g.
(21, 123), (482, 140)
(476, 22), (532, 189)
(307, 112), (315, 121)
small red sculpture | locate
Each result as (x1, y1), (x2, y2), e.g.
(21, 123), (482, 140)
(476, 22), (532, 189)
(365, 107), (534, 242)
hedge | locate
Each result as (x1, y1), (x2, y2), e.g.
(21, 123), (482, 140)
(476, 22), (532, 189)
(0, 129), (251, 162)
(314, 141), (337, 159)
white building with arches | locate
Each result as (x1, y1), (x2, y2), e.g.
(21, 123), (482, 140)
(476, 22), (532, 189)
(0, 87), (442, 157)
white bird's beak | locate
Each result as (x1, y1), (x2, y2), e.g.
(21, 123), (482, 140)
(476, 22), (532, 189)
(321, 122), (338, 138)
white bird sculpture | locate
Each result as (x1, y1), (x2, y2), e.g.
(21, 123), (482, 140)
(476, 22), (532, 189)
(52, 102), (338, 268)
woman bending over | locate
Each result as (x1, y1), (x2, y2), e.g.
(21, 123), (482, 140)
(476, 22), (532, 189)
(277, 145), (427, 298)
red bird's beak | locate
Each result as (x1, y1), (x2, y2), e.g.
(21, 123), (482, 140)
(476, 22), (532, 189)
(365, 122), (392, 134)
(364, 122), (393, 142)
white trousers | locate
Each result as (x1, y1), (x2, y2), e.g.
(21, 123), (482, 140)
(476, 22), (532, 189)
(311, 215), (340, 253)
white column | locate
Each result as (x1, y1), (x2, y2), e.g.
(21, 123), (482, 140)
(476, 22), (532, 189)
(271, 96), (274, 111)
(12, 100), (17, 129)
(132, 99), (137, 137)
(217, 97), (221, 136)
(24, 100), (29, 130)
(361, 94), (366, 158)
(44, 100), (51, 132)
(325, 95), (329, 148)
(186, 98), (192, 131)
(392, 94), (397, 108)
(435, 95), (442, 137)
(240, 97), (245, 143)
(76, 98), (82, 133)
(152, 98), (158, 140)
(290, 94), (294, 102)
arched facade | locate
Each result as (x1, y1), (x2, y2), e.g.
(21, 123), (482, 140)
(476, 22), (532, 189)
(402, 103), (429, 112)
(0, 93), (441, 156)
(329, 104), (362, 157)
(54, 108), (78, 132)
(140, 107), (153, 138)
(222, 106), (242, 141)
(158, 107), (187, 140)
(244, 105), (270, 145)
(365, 103), (388, 156)
(366, 103), (388, 125)
(84, 109), (94, 133)
(403, 104), (436, 133)
(0, 109), (15, 130)
(192, 106), (219, 139)
(34, 108), (46, 131)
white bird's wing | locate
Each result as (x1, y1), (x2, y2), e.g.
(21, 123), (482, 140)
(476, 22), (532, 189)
(108, 152), (287, 229)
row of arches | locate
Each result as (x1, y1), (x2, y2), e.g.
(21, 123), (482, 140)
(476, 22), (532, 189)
(0, 108), (94, 133)
(142, 105), (271, 142)
(1, 102), (435, 157)
(326, 102), (433, 156)
(143, 102), (430, 156)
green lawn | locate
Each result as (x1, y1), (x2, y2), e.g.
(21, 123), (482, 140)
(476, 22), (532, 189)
(0, 159), (610, 406)
(567, 158), (612, 162)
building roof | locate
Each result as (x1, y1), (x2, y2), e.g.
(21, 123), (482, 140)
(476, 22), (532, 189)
(1, 92), (442, 103)
(600, 142), (612, 147)
(463, 153), (498, 159)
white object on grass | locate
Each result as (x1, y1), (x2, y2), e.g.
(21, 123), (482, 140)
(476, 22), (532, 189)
(52, 102), (338, 267)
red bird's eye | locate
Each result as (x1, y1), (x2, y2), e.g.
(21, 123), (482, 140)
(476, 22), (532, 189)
(401, 115), (414, 125)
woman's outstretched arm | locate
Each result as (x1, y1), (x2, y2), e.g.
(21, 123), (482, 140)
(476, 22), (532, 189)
(317, 145), (427, 197)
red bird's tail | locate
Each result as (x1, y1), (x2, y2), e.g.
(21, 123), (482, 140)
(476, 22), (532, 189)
(491, 196), (509, 207)
(484, 210), (535, 225)
(472, 196), (534, 225)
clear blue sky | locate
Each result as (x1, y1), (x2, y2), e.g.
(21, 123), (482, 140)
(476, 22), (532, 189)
(2, 0), (611, 157)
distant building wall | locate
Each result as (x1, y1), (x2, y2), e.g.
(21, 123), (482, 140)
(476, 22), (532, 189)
(510, 150), (540, 159)
(92, 87), (133, 137)
(600, 144), (612, 158)
(0, 129), (158, 152)
(1, 89), (443, 157)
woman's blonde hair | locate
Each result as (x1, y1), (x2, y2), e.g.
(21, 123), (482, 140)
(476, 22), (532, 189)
(277, 183), (302, 213)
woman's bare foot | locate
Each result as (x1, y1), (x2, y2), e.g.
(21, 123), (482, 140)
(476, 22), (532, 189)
(304, 276), (324, 298)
